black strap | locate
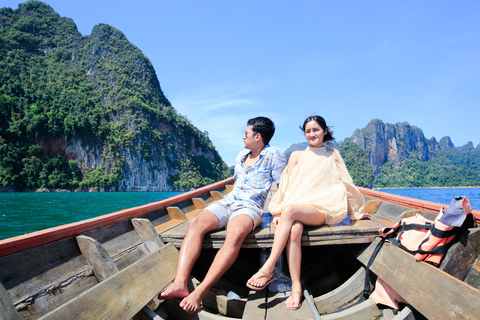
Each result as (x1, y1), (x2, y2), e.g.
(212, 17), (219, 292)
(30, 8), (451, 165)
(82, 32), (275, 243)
(418, 226), (470, 255)
(364, 238), (385, 298)
(398, 222), (432, 232)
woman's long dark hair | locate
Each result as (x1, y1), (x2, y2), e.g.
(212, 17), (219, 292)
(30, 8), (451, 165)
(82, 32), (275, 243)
(300, 115), (334, 142)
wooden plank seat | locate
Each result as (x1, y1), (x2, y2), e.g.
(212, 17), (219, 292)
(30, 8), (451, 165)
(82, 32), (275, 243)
(160, 200), (390, 249)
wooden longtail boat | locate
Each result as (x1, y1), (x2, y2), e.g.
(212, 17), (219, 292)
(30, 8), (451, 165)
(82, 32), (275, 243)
(1, 177), (479, 319)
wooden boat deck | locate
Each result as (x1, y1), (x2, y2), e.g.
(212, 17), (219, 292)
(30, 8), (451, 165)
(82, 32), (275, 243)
(160, 211), (390, 248)
(159, 186), (426, 249)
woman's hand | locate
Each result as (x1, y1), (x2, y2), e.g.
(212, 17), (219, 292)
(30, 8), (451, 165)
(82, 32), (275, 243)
(351, 211), (371, 221)
(271, 216), (280, 228)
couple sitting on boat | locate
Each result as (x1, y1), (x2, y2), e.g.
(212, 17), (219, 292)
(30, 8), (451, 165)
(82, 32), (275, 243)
(160, 115), (370, 313)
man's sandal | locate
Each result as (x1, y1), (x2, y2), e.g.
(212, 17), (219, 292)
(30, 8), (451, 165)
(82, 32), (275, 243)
(285, 291), (303, 310)
(246, 269), (274, 291)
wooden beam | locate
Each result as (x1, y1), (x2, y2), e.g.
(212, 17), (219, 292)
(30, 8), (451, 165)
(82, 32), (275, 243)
(358, 238), (480, 319)
(76, 235), (119, 282)
(320, 299), (382, 320)
(166, 207), (187, 221)
(210, 191), (224, 201)
(192, 198), (207, 209)
(364, 200), (382, 214)
(0, 282), (20, 320)
(314, 268), (365, 314)
(38, 243), (178, 320)
(132, 218), (165, 253)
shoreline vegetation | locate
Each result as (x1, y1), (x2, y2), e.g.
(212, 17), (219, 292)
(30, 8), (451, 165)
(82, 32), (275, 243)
(0, 185), (479, 193)
(378, 186), (480, 190)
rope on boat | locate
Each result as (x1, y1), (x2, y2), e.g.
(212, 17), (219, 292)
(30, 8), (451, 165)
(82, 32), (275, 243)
(303, 288), (322, 320)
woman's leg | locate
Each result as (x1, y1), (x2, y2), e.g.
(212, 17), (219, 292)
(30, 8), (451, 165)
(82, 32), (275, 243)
(247, 204), (324, 288)
(285, 221), (304, 308)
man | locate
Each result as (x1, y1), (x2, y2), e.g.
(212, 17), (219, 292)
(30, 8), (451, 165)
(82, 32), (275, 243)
(160, 117), (286, 313)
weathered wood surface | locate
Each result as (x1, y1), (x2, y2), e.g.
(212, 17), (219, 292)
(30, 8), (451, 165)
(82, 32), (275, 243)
(241, 290), (266, 320)
(358, 237), (480, 320)
(38, 243), (178, 320)
(160, 213), (389, 249)
(314, 268), (365, 314)
(78, 229), (164, 319)
(320, 299), (382, 320)
(159, 197), (424, 249)
(163, 299), (235, 320)
(440, 228), (480, 284)
(76, 235), (119, 282)
(0, 282), (20, 320)
(242, 290), (314, 319)
(132, 218), (165, 253)
(265, 291), (313, 319)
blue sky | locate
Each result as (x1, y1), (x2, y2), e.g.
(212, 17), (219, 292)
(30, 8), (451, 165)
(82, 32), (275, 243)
(3, 1), (480, 166)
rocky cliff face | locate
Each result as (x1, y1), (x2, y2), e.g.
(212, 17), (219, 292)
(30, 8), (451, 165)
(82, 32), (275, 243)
(350, 119), (441, 173)
(0, 2), (229, 191)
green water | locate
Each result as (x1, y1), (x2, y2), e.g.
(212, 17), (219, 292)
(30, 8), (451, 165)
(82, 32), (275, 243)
(1, 188), (479, 241)
(0, 192), (182, 240)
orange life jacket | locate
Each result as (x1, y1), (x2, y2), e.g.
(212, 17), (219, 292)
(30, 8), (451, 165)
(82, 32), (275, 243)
(378, 196), (472, 266)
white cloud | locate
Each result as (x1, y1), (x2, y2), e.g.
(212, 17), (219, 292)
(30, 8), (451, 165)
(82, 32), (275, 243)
(169, 81), (274, 165)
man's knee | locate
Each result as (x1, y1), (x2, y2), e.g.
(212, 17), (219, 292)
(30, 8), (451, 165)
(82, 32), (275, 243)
(188, 211), (219, 233)
(225, 218), (253, 244)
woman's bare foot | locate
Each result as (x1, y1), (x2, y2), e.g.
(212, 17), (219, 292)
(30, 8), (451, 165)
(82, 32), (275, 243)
(285, 291), (303, 310)
(159, 282), (189, 300)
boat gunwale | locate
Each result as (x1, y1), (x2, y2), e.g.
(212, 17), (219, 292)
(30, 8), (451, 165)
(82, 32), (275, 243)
(2, 182), (478, 257)
(360, 187), (480, 216)
(0, 177), (235, 257)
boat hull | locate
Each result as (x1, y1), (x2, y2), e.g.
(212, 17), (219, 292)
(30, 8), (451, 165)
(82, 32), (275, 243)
(1, 179), (479, 319)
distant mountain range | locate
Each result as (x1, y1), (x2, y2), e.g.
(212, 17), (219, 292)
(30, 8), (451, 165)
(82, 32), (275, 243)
(285, 119), (480, 188)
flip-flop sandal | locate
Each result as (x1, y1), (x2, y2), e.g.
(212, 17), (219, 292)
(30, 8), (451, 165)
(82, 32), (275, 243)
(285, 291), (303, 310)
(246, 269), (274, 291)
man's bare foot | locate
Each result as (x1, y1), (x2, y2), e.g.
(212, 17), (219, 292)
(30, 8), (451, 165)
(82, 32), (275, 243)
(159, 282), (189, 300)
(179, 290), (203, 314)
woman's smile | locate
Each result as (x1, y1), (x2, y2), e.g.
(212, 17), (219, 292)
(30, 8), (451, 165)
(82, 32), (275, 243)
(304, 121), (325, 147)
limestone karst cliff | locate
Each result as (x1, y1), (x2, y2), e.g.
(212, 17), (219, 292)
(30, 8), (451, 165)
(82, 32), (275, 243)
(349, 119), (440, 173)
(0, 1), (229, 191)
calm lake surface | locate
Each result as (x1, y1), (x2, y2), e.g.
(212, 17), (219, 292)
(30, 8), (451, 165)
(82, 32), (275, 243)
(0, 188), (479, 240)
(0, 191), (182, 240)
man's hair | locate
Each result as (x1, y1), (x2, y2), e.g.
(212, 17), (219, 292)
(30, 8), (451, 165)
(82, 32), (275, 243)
(247, 117), (275, 145)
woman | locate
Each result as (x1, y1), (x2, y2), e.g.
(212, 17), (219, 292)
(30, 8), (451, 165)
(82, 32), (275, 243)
(246, 115), (370, 310)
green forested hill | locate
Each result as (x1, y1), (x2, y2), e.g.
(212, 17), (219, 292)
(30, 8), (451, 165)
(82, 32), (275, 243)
(0, 1), (229, 191)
